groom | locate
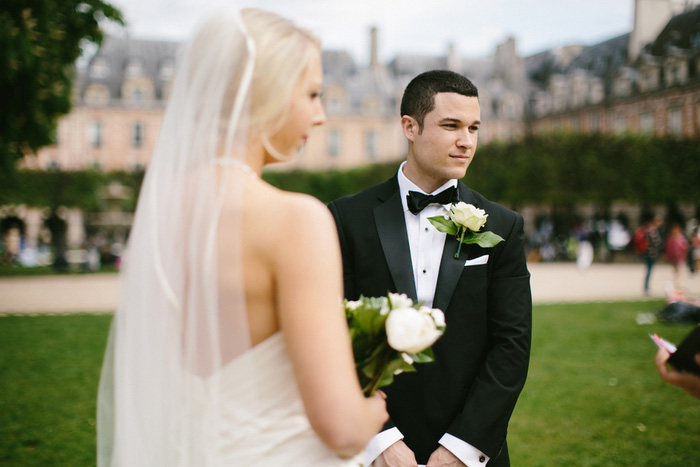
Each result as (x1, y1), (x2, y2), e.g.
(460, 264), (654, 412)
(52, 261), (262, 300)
(329, 70), (531, 467)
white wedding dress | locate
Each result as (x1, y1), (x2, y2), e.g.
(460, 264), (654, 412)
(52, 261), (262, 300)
(97, 10), (368, 466)
(190, 332), (362, 466)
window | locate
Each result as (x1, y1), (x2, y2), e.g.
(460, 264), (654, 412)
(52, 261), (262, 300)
(327, 129), (341, 157)
(615, 114), (626, 134)
(88, 120), (102, 148)
(159, 60), (175, 80)
(131, 122), (144, 148)
(571, 116), (580, 131)
(589, 112), (599, 132)
(365, 130), (376, 160)
(89, 58), (109, 79)
(126, 60), (143, 77)
(85, 84), (110, 105)
(328, 97), (341, 113)
(641, 111), (654, 134)
(669, 107), (682, 135)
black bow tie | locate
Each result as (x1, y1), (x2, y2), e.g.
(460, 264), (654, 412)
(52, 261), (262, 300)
(406, 186), (459, 215)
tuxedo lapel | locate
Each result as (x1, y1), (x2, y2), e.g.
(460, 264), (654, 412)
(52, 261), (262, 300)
(433, 182), (479, 311)
(374, 179), (417, 301)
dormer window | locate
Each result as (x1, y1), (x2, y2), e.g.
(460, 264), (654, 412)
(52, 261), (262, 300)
(159, 60), (175, 80)
(89, 58), (109, 79)
(126, 60), (143, 77)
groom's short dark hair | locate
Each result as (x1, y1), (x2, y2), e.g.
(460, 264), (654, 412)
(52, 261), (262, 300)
(400, 70), (479, 131)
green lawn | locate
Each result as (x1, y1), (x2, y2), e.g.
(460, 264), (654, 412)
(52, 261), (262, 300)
(509, 300), (699, 466)
(0, 264), (119, 277)
(0, 314), (112, 466)
(1, 301), (698, 466)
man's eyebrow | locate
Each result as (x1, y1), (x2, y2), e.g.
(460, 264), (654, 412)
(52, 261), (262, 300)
(438, 118), (481, 125)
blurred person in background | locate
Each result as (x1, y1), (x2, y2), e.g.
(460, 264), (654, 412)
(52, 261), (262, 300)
(634, 215), (664, 295)
(664, 222), (689, 290)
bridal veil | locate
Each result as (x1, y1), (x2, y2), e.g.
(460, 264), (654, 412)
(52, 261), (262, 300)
(97, 9), (267, 466)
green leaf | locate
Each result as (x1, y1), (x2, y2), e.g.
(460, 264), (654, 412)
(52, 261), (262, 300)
(462, 231), (504, 248)
(372, 358), (415, 391)
(409, 348), (435, 363)
(428, 216), (458, 236)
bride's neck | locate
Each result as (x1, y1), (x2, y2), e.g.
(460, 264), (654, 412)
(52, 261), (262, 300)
(245, 138), (267, 176)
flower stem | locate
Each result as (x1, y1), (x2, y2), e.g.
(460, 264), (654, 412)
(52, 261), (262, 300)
(362, 346), (394, 396)
(454, 228), (466, 259)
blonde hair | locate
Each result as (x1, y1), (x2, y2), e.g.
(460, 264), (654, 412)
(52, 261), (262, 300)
(241, 9), (321, 158)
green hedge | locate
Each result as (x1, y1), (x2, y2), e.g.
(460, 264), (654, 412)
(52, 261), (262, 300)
(466, 133), (700, 206)
(0, 169), (144, 212)
(2, 134), (699, 210)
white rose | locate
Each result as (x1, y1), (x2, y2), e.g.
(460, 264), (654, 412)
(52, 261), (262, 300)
(430, 308), (446, 327)
(385, 307), (443, 354)
(449, 202), (488, 232)
(345, 300), (363, 311)
(388, 292), (414, 310)
(378, 297), (391, 315)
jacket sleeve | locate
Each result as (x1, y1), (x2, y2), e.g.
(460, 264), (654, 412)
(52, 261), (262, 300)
(448, 211), (532, 459)
(327, 201), (358, 302)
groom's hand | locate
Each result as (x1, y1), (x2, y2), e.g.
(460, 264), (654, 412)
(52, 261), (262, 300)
(373, 440), (418, 467)
(426, 446), (466, 467)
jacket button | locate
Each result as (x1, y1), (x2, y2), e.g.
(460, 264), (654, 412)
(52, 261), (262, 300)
(479, 456), (486, 463)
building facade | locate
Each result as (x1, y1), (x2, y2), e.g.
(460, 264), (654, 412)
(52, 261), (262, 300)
(9, 0), (700, 261)
(23, 25), (528, 172)
(527, 0), (700, 138)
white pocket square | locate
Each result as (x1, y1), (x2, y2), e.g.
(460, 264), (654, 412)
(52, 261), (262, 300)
(464, 254), (489, 266)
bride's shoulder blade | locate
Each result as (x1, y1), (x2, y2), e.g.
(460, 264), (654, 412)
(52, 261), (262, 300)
(242, 182), (338, 255)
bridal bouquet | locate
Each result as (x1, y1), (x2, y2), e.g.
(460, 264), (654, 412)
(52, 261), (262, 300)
(345, 293), (445, 396)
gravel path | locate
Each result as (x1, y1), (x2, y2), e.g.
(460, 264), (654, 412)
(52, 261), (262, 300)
(2, 262), (700, 314)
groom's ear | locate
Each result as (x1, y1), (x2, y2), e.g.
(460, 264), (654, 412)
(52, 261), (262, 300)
(401, 116), (418, 142)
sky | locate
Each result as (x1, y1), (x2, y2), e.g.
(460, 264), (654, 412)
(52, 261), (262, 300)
(105, 0), (635, 64)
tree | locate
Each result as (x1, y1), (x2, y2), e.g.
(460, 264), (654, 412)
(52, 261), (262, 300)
(0, 1), (123, 172)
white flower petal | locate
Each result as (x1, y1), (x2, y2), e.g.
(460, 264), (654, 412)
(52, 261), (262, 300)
(388, 292), (413, 310)
(430, 309), (446, 327)
(386, 307), (443, 353)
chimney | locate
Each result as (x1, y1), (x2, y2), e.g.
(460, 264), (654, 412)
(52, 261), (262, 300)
(370, 26), (379, 68)
(447, 43), (461, 72)
(629, 0), (685, 61)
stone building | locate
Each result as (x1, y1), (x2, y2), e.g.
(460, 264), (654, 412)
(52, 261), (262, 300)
(527, 0), (700, 138)
(10, 0), (700, 260)
(23, 25), (528, 172)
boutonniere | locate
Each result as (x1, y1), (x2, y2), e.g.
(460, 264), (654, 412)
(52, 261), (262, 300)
(428, 202), (504, 259)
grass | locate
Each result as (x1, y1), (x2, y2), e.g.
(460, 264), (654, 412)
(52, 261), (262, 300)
(0, 301), (698, 466)
(509, 300), (699, 466)
(0, 314), (112, 466)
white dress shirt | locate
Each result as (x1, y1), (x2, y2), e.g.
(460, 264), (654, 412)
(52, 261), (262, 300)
(364, 162), (489, 467)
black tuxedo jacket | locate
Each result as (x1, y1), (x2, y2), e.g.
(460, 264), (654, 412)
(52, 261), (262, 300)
(328, 175), (531, 465)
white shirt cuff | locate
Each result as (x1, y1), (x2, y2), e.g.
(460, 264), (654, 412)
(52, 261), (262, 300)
(439, 433), (489, 466)
(364, 427), (403, 466)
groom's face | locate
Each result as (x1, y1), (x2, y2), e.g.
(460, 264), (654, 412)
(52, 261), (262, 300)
(402, 92), (481, 193)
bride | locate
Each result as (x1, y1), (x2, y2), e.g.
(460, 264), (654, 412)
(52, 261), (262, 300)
(96, 8), (388, 466)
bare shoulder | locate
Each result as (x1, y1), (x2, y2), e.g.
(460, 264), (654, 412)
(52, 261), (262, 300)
(246, 181), (337, 246)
